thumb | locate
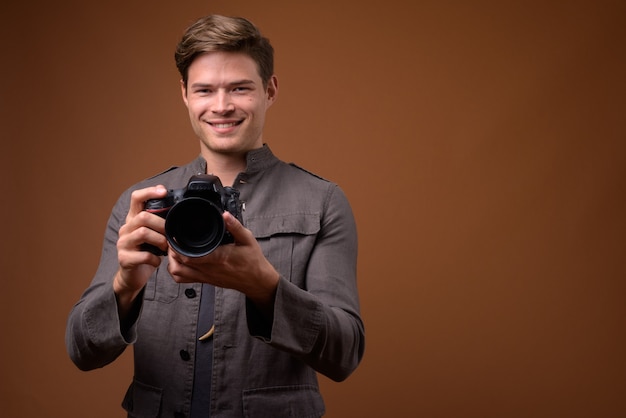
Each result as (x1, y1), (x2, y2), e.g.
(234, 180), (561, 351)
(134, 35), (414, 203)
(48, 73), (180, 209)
(223, 211), (250, 244)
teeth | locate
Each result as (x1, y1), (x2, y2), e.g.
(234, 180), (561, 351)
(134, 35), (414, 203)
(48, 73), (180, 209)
(213, 122), (238, 128)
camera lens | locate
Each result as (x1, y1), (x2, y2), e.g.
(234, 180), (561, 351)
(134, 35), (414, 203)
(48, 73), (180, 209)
(164, 197), (225, 257)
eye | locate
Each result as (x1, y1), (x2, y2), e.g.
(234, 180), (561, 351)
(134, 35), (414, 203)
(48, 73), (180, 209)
(233, 87), (249, 93)
(192, 86), (213, 95)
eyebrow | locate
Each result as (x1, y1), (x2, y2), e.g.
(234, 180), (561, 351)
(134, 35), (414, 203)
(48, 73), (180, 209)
(189, 79), (256, 89)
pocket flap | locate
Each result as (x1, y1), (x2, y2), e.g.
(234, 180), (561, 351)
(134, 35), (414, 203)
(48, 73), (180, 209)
(242, 385), (325, 418)
(122, 379), (163, 417)
(246, 213), (320, 238)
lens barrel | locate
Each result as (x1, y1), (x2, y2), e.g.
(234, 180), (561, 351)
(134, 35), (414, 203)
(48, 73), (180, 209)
(164, 197), (225, 257)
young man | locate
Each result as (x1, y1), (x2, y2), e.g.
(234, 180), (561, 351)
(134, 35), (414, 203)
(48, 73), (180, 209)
(66, 15), (364, 418)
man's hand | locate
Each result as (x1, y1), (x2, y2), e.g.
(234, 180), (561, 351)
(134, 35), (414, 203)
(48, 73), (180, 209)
(168, 211), (280, 316)
(113, 185), (168, 317)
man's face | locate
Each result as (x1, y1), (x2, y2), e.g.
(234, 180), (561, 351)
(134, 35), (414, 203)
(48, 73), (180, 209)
(182, 51), (278, 158)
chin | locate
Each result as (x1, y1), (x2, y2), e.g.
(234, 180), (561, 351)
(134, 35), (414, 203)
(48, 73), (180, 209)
(205, 138), (261, 154)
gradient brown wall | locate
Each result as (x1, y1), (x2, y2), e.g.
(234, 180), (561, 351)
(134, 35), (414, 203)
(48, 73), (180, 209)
(1, 1), (625, 417)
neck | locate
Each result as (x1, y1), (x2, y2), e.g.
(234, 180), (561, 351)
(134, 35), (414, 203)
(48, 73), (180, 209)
(201, 151), (246, 187)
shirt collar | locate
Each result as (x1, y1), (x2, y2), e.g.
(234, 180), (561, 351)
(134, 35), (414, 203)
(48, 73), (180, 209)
(244, 144), (279, 174)
(195, 144), (279, 179)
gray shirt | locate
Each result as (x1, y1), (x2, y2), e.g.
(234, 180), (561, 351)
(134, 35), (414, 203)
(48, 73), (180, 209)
(66, 145), (365, 417)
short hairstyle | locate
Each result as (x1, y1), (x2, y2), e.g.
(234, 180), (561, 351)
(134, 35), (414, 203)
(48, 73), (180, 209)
(175, 15), (274, 87)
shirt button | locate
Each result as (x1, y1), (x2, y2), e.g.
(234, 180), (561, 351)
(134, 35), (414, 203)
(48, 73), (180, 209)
(184, 288), (196, 298)
(179, 350), (191, 361)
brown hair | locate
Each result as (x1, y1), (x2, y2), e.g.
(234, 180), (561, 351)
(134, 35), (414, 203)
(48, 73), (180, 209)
(175, 15), (274, 87)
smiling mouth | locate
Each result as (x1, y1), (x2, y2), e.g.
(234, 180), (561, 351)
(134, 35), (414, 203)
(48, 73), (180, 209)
(209, 121), (243, 129)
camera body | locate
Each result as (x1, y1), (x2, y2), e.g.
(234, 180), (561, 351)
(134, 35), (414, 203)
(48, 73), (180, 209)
(143, 174), (243, 257)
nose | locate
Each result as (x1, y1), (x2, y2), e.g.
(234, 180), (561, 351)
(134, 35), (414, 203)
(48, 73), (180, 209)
(212, 90), (235, 114)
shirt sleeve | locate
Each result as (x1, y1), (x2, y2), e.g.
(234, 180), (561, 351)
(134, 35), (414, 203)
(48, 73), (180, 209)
(246, 184), (365, 382)
(65, 189), (140, 371)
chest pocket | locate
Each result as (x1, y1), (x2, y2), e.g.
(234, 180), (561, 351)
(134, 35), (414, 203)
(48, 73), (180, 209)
(246, 213), (320, 286)
(143, 259), (181, 303)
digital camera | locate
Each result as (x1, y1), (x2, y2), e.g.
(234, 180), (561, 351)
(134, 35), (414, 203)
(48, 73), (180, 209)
(142, 174), (243, 257)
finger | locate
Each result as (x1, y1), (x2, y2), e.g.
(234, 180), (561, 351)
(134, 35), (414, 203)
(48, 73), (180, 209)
(223, 211), (252, 245)
(118, 221), (167, 252)
(118, 230), (164, 269)
(127, 185), (168, 220)
(167, 252), (201, 283)
(119, 246), (163, 269)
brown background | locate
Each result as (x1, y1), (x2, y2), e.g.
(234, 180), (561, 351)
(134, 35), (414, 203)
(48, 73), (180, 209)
(1, 0), (625, 417)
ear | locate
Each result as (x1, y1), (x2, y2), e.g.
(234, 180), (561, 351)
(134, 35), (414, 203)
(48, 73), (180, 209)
(265, 75), (278, 108)
(180, 80), (189, 107)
